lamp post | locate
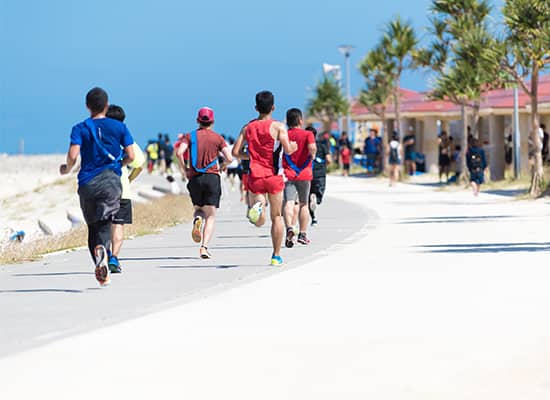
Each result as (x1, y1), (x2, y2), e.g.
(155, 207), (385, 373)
(338, 45), (354, 141)
(513, 86), (521, 179)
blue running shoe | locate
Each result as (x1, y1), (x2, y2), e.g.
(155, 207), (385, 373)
(108, 255), (122, 274)
(270, 255), (284, 266)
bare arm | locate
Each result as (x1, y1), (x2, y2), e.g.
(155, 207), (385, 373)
(121, 145), (135, 166)
(308, 142), (317, 159)
(176, 142), (189, 164)
(232, 125), (248, 159)
(128, 167), (143, 182)
(59, 144), (80, 175)
(272, 121), (297, 155)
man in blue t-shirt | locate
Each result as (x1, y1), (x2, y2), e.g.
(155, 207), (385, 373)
(60, 87), (135, 286)
(363, 128), (381, 173)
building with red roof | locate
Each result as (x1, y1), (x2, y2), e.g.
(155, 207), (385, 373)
(351, 75), (550, 178)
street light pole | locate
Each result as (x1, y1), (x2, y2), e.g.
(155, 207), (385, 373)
(338, 45), (354, 141)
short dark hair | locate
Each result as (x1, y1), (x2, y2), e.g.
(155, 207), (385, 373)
(286, 108), (302, 128)
(305, 126), (317, 136)
(542, 124), (546, 130)
(255, 91), (274, 114)
(106, 104), (125, 122)
(86, 87), (108, 115)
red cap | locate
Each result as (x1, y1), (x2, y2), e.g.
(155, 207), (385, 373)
(197, 107), (214, 123)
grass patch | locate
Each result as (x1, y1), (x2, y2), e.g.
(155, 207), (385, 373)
(0, 194), (193, 265)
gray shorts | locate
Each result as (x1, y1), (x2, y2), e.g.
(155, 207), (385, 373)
(284, 180), (311, 204)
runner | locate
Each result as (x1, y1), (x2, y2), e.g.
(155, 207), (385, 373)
(105, 104), (146, 273)
(232, 90), (297, 266)
(226, 138), (240, 191)
(59, 87), (135, 286)
(282, 108), (316, 247)
(306, 126), (331, 226)
(388, 132), (402, 187)
(176, 107), (232, 259)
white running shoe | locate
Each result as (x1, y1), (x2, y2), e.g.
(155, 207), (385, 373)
(94, 245), (111, 286)
(309, 193), (317, 212)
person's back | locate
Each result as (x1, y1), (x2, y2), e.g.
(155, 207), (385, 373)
(284, 127), (314, 181)
(389, 140), (400, 164)
(71, 117), (133, 186)
(185, 128), (226, 179)
(313, 138), (329, 178)
(246, 119), (282, 178)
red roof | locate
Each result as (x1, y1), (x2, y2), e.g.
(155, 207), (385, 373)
(352, 74), (550, 117)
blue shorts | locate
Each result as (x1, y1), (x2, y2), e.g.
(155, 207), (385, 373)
(405, 151), (416, 161)
(470, 171), (484, 185)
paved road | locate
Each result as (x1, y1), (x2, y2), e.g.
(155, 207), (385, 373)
(0, 175), (368, 357)
(3, 176), (550, 398)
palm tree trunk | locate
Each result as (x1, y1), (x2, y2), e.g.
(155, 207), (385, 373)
(380, 108), (388, 174)
(394, 71), (402, 136)
(461, 102), (469, 184)
(471, 102), (481, 139)
(529, 67), (543, 197)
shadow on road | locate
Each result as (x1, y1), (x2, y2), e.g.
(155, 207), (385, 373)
(158, 264), (239, 269)
(13, 272), (94, 277)
(415, 242), (550, 254)
(399, 215), (515, 224)
(0, 289), (83, 294)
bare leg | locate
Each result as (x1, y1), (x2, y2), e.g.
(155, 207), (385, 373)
(111, 224), (124, 257)
(267, 191), (284, 257)
(284, 200), (295, 229)
(298, 202), (309, 233)
(200, 205), (217, 248)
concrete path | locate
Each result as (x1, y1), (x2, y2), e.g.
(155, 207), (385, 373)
(0, 175), (367, 357)
(2, 175), (550, 399)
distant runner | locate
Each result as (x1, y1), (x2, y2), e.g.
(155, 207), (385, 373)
(282, 108), (316, 247)
(105, 104), (146, 273)
(232, 91), (297, 266)
(60, 87), (135, 286)
(176, 107), (232, 259)
(306, 126), (331, 226)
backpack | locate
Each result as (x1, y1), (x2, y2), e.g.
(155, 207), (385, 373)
(389, 142), (399, 163)
(470, 151), (483, 172)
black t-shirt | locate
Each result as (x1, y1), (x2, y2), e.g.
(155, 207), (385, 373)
(403, 134), (416, 154)
(313, 140), (330, 178)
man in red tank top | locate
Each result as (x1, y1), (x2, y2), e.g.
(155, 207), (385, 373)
(176, 107), (233, 259)
(233, 91), (297, 266)
(282, 108), (317, 248)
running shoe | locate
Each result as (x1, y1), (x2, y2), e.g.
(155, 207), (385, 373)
(247, 201), (263, 225)
(270, 255), (284, 266)
(309, 193), (317, 212)
(285, 227), (295, 248)
(200, 246), (212, 259)
(108, 255), (122, 274)
(311, 218), (318, 226)
(297, 232), (311, 245)
(192, 216), (203, 243)
(94, 245), (111, 286)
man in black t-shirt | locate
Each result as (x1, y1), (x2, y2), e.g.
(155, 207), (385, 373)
(306, 127), (331, 226)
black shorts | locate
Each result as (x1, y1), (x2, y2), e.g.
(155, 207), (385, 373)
(310, 176), (326, 204)
(227, 168), (239, 177)
(343, 163), (350, 170)
(187, 174), (222, 208)
(113, 199), (133, 225)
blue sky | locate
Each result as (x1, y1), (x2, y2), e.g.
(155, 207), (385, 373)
(0, 0), (504, 154)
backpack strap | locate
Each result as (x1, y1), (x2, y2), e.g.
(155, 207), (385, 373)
(284, 153), (312, 178)
(84, 118), (124, 163)
(190, 130), (218, 173)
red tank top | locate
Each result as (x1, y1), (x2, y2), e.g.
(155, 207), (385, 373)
(246, 119), (282, 178)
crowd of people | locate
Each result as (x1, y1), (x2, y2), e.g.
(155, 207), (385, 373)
(60, 88), (333, 286)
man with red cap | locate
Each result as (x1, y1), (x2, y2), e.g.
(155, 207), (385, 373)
(176, 107), (233, 259)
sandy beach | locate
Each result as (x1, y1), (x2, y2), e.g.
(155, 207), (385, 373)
(0, 154), (161, 247)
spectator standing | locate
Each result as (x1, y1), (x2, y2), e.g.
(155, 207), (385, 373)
(438, 131), (452, 183)
(363, 128), (381, 174)
(403, 126), (416, 176)
(466, 137), (487, 196)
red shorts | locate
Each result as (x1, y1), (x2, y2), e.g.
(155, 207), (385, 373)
(242, 174), (249, 191)
(248, 175), (284, 195)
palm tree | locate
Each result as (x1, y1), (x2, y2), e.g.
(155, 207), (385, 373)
(383, 16), (417, 136)
(417, 0), (501, 178)
(359, 44), (396, 170)
(307, 77), (349, 133)
(490, 0), (550, 196)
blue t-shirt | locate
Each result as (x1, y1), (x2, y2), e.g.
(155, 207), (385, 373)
(364, 137), (381, 155)
(70, 117), (134, 186)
